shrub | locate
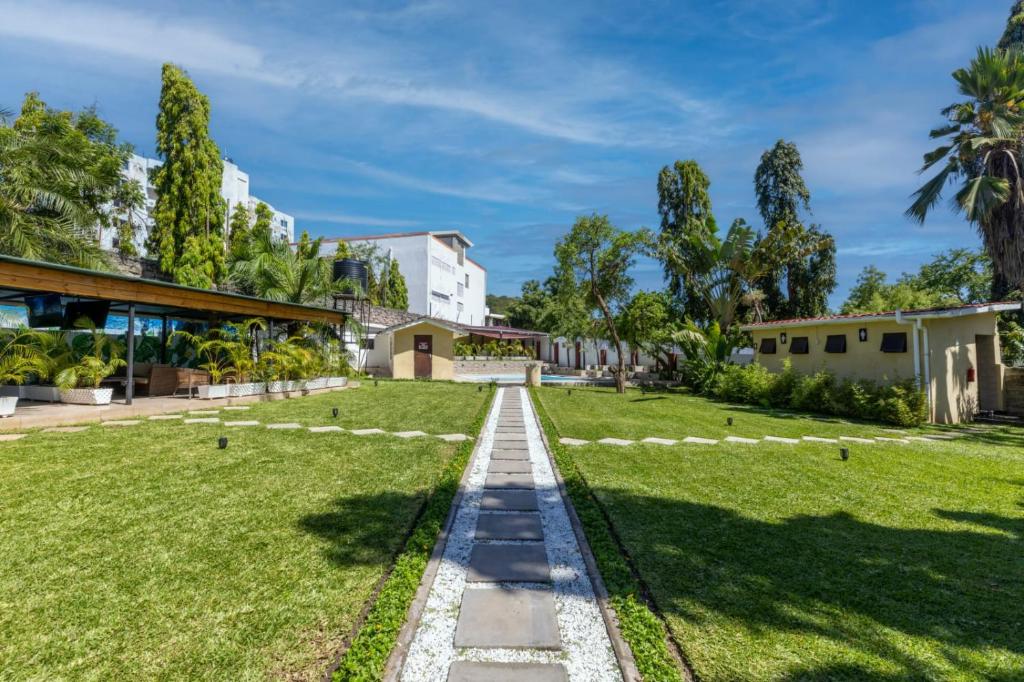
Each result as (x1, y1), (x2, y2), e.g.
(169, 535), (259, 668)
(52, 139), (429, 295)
(714, 362), (928, 427)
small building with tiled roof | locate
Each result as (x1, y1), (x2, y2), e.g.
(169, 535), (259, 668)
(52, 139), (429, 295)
(739, 302), (1023, 423)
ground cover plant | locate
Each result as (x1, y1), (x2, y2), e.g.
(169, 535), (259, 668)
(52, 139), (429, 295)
(0, 382), (488, 680)
(536, 386), (1024, 680)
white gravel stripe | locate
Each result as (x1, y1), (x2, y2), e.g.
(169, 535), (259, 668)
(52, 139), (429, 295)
(401, 387), (621, 682)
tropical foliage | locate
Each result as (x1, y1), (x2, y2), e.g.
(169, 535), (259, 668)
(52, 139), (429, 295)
(907, 46), (1024, 299)
(54, 321), (126, 389)
(230, 229), (338, 306)
(673, 321), (741, 394)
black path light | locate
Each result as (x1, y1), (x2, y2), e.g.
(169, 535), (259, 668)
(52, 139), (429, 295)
(478, 384), (483, 392)
(727, 417), (734, 426)
(840, 447), (850, 461)
(567, 388), (572, 397)
(332, 407), (339, 418)
(374, 379), (379, 387)
(218, 436), (228, 449)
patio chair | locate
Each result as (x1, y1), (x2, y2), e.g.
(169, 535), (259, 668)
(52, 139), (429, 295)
(173, 368), (211, 398)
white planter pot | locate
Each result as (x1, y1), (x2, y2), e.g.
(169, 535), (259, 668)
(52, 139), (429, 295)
(267, 381), (288, 393)
(289, 380), (304, 392)
(196, 384), (230, 400)
(0, 395), (17, 417)
(228, 382), (265, 397)
(60, 388), (114, 405)
(305, 377), (327, 391)
(0, 385), (23, 398)
(325, 376), (348, 388)
(24, 385), (62, 402)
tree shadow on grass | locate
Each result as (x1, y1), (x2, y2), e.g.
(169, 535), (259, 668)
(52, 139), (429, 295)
(298, 491), (427, 567)
(595, 489), (1024, 679)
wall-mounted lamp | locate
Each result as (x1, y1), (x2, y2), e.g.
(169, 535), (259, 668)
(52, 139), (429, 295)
(780, 332), (788, 344)
(859, 328), (868, 342)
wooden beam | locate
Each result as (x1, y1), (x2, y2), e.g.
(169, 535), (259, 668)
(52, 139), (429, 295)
(0, 260), (341, 325)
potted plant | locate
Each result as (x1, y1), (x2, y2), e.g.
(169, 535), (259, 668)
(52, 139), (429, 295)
(0, 327), (50, 416)
(56, 323), (126, 405)
(170, 319), (267, 399)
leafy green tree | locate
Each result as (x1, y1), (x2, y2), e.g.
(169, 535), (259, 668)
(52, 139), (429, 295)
(230, 229), (338, 308)
(253, 201), (272, 238)
(907, 47), (1024, 300)
(618, 290), (679, 375)
(0, 93), (128, 268)
(753, 140), (836, 318)
(554, 214), (652, 393)
(657, 160), (716, 320)
(227, 203), (252, 263)
(999, 1), (1024, 50)
(150, 63), (226, 288)
(506, 279), (554, 331)
(112, 178), (145, 257)
(384, 258), (409, 310)
(333, 239), (351, 260)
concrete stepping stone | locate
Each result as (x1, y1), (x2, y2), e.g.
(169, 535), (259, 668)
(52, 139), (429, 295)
(642, 437), (678, 445)
(489, 459), (532, 474)
(148, 414), (183, 420)
(484, 473), (534, 490)
(266, 422), (301, 430)
(597, 437), (633, 446)
(922, 434), (956, 440)
(467, 543), (550, 582)
(0, 433), (27, 441)
(803, 436), (838, 443)
(43, 426), (88, 433)
(188, 410), (219, 416)
(875, 436), (909, 444)
(725, 436), (759, 444)
(491, 448), (530, 461)
(438, 433), (470, 442)
(447, 661), (567, 682)
(492, 442), (529, 451)
(223, 406), (250, 411)
(494, 433), (527, 441)
(351, 428), (385, 435)
(495, 426), (526, 432)
(839, 436), (874, 443)
(454, 588), (559, 648)
(683, 436), (718, 445)
(559, 437), (589, 446)
(480, 490), (538, 511)
(224, 420), (259, 427)
(904, 436), (935, 443)
(309, 425), (344, 433)
(763, 435), (799, 444)
(102, 420), (141, 426)
(394, 430), (427, 438)
(475, 512), (544, 541)
(184, 418), (219, 424)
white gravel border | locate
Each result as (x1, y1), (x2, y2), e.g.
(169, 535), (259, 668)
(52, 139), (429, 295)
(400, 387), (621, 681)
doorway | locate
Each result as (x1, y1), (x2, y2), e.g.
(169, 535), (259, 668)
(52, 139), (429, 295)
(975, 334), (999, 412)
(414, 335), (432, 379)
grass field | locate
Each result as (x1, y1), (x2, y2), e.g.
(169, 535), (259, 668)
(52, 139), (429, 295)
(535, 386), (1024, 681)
(0, 381), (489, 680)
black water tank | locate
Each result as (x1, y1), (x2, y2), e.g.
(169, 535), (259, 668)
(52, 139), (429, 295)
(333, 258), (369, 298)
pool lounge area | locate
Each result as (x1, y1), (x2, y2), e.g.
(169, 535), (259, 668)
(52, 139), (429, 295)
(454, 373), (614, 385)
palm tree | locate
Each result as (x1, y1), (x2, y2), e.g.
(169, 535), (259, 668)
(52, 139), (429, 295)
(230, 229), (339, 306)
(0, 110), (108, 269)
(907, 47), (1024, 299)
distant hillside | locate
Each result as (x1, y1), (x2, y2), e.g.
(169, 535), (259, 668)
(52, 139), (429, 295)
(486, 294), (518, 315)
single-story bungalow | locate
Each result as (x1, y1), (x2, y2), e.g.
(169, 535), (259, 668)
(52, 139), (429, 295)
(740, 302), (1023, 424)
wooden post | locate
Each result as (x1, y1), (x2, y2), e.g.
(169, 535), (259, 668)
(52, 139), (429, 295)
(125, 303), (136, 405)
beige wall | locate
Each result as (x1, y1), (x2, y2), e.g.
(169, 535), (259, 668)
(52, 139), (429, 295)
(750, 312), (1003, 424)
(391, 323), (454, 380)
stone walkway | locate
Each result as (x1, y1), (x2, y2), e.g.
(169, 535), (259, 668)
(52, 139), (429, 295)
(398, 387), (622, 682)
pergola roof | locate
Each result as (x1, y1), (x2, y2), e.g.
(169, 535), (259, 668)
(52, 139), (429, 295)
(462, 325), (548, 340)
(0, 254), (346, 324)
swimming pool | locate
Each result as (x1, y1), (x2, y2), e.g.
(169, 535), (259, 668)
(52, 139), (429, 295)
(454, 373), (611, 384)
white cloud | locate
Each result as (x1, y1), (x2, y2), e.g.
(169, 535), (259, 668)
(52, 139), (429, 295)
(291, 211), (420, 228)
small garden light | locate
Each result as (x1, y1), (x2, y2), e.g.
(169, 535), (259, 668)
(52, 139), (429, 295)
(727, 417), (733, 426)
(218, 436), (228, 449)
(332, 407), (339, 418)
(840, 447), (849, 461)
(478, 384), (483, 392)
(374, 379), (379, 387)
(567, 388), (572, 397)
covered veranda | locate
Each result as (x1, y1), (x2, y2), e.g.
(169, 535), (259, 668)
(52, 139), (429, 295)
(460, 325), (548, 356)
(0, 255), (347, 417)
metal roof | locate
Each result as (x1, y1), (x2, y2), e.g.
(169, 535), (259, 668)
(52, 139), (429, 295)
(740, 302), (1022, 331)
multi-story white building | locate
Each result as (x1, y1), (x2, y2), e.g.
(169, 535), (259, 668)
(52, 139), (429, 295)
(314, 230), (488, 325)
(105, 153), (295, 254)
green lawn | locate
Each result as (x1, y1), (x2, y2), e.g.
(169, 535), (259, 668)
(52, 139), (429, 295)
(0, 382), (489, 680)
(535, 387), (1024, 681)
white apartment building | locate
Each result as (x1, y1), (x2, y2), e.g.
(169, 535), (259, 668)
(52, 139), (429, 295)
(315, 230), (488, 324)
(105, 154), (295, 254)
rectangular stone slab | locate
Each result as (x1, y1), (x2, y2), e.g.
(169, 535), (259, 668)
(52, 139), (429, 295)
(475, 512), (544, 541)
(454, 588), (559, 648)
(447, 662), (567, 682)
(493, 432), (527, 440)
(490, 449), (530, 461)
(488, 459), (532, 474)
(484, 473), (534, 490)
(480, 490), (538, 511)
(492, 440), (529, 449)
(467, 543), (550, 582)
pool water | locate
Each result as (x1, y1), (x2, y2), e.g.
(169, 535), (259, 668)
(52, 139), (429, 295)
(455, 373), (610, 384)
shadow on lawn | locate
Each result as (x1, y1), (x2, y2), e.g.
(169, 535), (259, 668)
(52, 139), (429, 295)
(298, 491), (427, 566)
(596, 489), (1024, 679)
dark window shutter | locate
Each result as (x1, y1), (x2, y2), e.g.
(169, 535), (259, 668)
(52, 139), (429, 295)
(790, 337), (809, 354)
(825, 335), (847, 353)
(880, 332), (908, 353)
(759, 338), (777, 354)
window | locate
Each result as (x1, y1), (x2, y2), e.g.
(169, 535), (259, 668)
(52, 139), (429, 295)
(880, 332), (908, 353)
(465, 274), (470, 288)
(758, 338), (777, 354)
(431, 256), (455, 274)
(457, 282), (464, 297)
(360, 337), (375, 350)
(431, 290), (450, 303)
(790, 336), (809, 354)
(457, 302), (464, 313)
(824, 334), (847, 353)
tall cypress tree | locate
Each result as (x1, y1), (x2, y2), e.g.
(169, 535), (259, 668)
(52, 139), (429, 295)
(656, 160), (716, 320)
(384, 258), (409, 310)
(150, 63), (226, 288)
(999, 1), (1024, 49)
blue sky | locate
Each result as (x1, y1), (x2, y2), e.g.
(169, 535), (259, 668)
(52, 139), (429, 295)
(0, 0), (1009, 306)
